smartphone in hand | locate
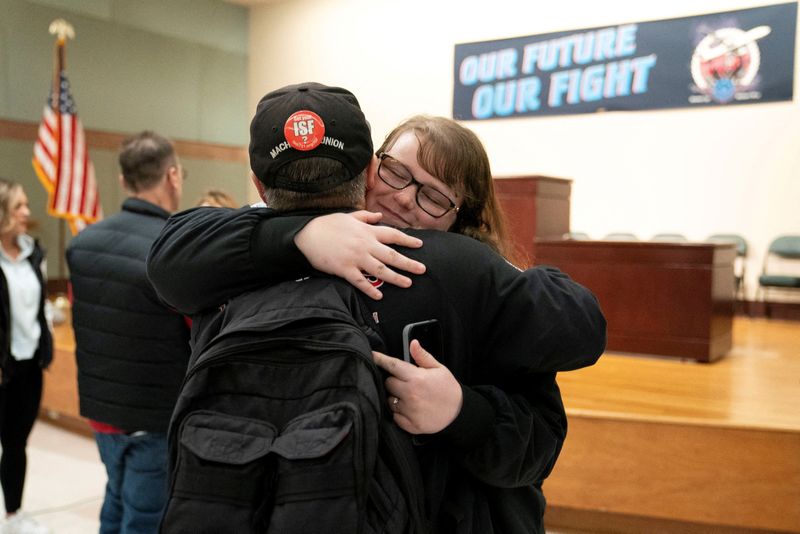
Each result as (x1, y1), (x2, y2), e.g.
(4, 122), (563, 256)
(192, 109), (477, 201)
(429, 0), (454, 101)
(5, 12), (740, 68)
(402, 319), (442, 363)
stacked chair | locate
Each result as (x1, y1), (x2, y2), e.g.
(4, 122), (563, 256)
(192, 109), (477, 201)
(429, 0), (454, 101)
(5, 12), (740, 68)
(603, 232), (638, 241)
(757, 235), (800, 317)
(707, 234), (749, 301)
(651, 233), (688, 242)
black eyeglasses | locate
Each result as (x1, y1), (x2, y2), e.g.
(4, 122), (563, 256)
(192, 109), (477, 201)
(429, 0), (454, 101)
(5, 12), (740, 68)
(377, 153), (458, 218)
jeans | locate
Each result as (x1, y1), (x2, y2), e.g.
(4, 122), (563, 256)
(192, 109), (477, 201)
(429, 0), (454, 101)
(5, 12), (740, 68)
(95, 431), (168, 534)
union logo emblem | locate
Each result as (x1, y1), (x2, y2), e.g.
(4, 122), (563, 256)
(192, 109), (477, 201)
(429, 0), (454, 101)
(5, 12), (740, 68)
(690, 25), (771, 103)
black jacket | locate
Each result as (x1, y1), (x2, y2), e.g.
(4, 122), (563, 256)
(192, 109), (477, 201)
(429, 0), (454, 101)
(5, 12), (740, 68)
(66, 198), (190, 432)
(147, 206), (607, 534)
(0, 239), (53, 375)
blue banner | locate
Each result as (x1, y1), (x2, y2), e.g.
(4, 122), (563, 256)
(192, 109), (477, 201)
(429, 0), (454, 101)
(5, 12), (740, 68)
(453, 3), (797, 120)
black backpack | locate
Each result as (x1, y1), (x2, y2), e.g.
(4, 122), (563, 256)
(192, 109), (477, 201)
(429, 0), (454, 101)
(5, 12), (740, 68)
(160, 278), (428, 534)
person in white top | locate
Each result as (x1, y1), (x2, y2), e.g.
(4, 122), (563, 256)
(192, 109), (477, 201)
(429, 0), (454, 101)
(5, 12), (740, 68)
(0, 179), (52, 534)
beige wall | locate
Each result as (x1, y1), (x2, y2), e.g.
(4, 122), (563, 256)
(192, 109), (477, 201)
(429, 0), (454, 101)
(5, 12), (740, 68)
(247, 0), (800, 299)
(0, 0), (251, 270)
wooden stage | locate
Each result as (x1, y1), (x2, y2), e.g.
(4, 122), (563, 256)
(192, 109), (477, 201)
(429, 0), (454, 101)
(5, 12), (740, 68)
(42, 314), (799, 533)
(544, 317), (800, 534)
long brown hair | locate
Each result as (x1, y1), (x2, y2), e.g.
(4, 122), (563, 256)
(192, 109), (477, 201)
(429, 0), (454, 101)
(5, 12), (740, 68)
(377, 116), (518, 262)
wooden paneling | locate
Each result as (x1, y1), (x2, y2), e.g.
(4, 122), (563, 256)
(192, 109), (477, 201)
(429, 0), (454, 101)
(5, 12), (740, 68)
(0, 118), (37, 140)
(0, 118), (247, 163)
(536, 240), (737, 361)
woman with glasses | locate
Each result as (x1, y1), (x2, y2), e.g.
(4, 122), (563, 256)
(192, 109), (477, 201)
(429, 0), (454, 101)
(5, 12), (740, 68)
(367, 115), (515, 259)
(287, 115), (525, 299)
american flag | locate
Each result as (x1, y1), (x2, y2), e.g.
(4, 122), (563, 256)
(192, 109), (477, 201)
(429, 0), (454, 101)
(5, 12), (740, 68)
(32, 70), (102, 234)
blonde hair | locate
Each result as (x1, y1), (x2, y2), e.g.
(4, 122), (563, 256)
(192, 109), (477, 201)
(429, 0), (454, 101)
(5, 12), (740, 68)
(0, 178), (23, 235)
(196, 189), (238, 208)
(377, 116), (520, 263)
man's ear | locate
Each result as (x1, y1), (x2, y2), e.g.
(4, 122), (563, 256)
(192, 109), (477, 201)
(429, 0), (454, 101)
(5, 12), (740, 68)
(166, 165), (181, 189)
(250, 172), (267, 202)
(118, 174), (131, 193)
(365, 154), (379, 191)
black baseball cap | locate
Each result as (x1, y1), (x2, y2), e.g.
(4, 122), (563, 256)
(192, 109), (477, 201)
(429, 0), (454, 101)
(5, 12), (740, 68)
(249, 82), (373, 192)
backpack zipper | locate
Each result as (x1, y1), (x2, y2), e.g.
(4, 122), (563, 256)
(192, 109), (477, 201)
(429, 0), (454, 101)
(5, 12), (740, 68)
(182, 323), (377, 389)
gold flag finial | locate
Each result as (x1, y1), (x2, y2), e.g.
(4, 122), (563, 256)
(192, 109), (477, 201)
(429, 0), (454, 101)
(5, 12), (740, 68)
(48, 19), (75, 42)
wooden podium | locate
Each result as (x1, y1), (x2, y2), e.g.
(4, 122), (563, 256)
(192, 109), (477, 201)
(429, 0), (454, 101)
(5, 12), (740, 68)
(535, 240), (737, 362)
(493, 176), (571, 265)
(40, 306), (91, 434)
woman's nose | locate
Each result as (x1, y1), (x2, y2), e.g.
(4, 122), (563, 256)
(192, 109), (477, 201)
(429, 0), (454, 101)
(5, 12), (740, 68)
(394, 187), (417, 210)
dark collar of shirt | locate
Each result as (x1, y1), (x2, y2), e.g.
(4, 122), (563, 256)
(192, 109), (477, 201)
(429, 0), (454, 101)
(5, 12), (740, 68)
(122, 197), (171, 220)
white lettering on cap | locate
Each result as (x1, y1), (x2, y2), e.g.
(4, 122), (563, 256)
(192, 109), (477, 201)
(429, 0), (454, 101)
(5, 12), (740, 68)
(269, 141), (290, 159)
(321, 137), (344, 150)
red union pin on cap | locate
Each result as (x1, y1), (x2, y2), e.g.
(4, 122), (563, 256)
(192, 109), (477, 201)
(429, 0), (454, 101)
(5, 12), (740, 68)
(284, 110), (325, 151)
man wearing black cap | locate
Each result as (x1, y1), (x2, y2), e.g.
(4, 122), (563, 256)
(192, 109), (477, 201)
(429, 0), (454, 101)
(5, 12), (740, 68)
(248, 84), (376, 211)
(148, 83), (605, 533)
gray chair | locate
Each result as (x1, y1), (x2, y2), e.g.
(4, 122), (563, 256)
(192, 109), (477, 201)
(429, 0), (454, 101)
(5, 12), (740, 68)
(651, 233), (688, 242)
(603, 232), (638, 241)
(708, 234), (748, 300)
(707, 233), (748, 257)
(563, 232), (590, 240)
(757, 235), (800, 317)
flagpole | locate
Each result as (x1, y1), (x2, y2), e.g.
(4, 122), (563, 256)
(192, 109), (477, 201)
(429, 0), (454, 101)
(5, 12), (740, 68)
(34, 18), (100, 265)
(48, 19), (73, 281)
(58, 220), (65, 280)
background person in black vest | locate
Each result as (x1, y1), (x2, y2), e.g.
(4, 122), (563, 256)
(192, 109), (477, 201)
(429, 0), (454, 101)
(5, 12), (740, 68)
(148, 83), (606, 534)
(67, 131), (189, 534)
(0, 179), (52, 534)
